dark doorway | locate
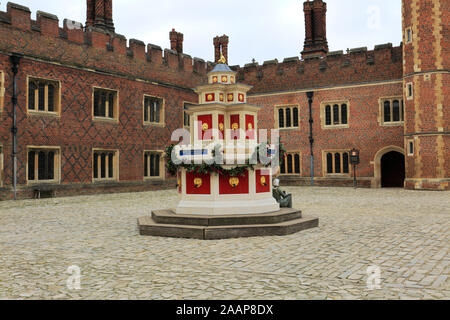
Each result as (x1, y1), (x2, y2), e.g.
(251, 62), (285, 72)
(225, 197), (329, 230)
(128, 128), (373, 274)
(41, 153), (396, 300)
(381, 151), (405, 188)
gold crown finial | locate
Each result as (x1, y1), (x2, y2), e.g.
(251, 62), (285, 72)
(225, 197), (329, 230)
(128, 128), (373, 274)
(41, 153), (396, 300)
(218, 54), (227, 64)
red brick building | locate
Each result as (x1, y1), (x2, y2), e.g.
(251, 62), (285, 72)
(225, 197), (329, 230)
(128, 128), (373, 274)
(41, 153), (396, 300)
(0, 0), (447, 200)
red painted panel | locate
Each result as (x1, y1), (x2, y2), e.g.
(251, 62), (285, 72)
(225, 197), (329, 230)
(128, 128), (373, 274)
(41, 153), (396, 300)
(238, 93), (245, 102)
(186, 172), (211, 195)
(219, 171), (249, 195)
(245, 114), (255, 140)
(230, 114), (240, 140)
(198, 114), (213, 140)
(205, 93), (215, 102)
(227, 93), (234, 102)
(256, 169), (271, 193)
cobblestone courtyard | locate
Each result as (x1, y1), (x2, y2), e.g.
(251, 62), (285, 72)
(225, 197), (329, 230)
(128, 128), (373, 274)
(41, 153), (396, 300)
(0, 187), (449, 300)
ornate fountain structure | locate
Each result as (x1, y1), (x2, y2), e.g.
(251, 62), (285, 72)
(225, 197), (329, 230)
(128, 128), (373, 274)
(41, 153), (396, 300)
(138, 56), (318, 239)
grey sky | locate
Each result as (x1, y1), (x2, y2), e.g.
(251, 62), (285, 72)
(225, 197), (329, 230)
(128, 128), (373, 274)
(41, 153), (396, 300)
(4, 0), (402, 66)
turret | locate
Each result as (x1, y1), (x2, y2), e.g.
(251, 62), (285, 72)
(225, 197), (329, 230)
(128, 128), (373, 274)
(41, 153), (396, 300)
(402, 0), (449, 190)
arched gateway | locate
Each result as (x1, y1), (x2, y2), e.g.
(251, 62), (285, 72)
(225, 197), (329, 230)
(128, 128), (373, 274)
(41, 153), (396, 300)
(373, 146), (406, 188)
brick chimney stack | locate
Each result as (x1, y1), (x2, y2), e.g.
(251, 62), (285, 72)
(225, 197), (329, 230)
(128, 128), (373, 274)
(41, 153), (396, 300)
(301, 0), (328, 59)
(170, 29), (184, 54)
(86, 0), (115, 33)
(213, 35), (229, 63)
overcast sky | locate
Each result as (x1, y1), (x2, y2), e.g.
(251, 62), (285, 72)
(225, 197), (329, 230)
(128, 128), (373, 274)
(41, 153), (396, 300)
(4, 0), (402, 66)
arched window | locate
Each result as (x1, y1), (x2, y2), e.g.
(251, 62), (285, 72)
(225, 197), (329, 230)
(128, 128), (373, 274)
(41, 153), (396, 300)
(93, 90), (100, 117)
(27, 78), (60, 113)
(324, 102), (349, 127)
(341, 104), (348, 125)
(293, 107), (299, 127)
(325, 105), (331, 126)
(47, 84), (55, 112)
(326, 153), (333, 174)
(393, 100), (400, 122)
(94, 88), (118, 120)
(280, 155), (286, 174)
(382, 98), (404, 124)
(343, 153), (349, 174)
(100, 153), (107, 178)
(38, 83), (45, 111)
(108, 93), (114, 119)
(144, 154), (148, 177)
(384, 101), (391, 122)
(28, 82), (37, 110)
(285, 108), (292, 128)
(108, 153), (114, 178)
(287, 154), (293, 174)
(28, 149), (58, 182)
(47, 152), (55, 180)
(278, 108), (284, 128)
(38, 151), (46, 180)
(294, 154), (300, 174)
(334, 153), (341, 174)
(94, 153), (99, 179)
(144, 152), (163, 178)
(28, 151), (35, 180)
(93, 150), (118, 181)
(333, 105), (340, 125)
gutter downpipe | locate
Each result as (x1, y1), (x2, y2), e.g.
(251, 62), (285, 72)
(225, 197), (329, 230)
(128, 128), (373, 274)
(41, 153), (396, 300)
(307, 91), (314, 186)
(10, 53), (23, 201)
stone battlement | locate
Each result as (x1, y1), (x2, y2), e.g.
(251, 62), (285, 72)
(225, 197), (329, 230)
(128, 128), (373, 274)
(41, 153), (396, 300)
(0, 2), (212, 89)
(230, 43), (403, 94)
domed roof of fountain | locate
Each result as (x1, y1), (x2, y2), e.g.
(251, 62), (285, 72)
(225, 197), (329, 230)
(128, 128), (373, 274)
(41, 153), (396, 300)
(209, 54), (235, 74)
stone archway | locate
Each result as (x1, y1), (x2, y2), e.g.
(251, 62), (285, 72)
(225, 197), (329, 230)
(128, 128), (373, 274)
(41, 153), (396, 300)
(381, 151), (406, 188)
(372, 146), (405, 188)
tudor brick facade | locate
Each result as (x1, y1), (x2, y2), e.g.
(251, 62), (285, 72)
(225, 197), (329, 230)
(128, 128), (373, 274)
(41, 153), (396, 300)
(0, 0), (448, 199)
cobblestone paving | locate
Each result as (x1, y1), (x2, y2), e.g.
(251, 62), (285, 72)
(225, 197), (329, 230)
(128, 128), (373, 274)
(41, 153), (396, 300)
(0, 187), (449, 300)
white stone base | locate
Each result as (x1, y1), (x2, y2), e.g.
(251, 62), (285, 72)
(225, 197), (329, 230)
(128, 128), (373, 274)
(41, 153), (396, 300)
(176, 197), (280, 216)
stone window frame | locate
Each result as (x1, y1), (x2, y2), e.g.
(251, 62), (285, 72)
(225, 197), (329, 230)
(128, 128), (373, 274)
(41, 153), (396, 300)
(92, 86), (119, 123)
(280, 151), (302, 175)
(274, 104), (300, 130)
(143, 94), (165, 127)
(26, 146), (61, 185)
(406, 82), (414, 101)
(379, 96), (404, 126)
(405, 27), (413, 44)
(322, 150), (351, 177)
(320, 100), (350, 129)
(26, 75), (62, 116)
(407, 139), (415, 157)
(92, 148), (119, 183)
(143, 150), (166, 181)
(0, 70), (4, 113)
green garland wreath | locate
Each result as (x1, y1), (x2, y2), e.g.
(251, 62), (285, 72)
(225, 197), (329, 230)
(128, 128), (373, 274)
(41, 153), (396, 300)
(166, 140), (286, 177)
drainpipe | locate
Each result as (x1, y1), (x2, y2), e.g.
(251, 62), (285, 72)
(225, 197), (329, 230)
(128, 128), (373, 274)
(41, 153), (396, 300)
(307, 91), (314, 186)
(10, 53), (23, 200)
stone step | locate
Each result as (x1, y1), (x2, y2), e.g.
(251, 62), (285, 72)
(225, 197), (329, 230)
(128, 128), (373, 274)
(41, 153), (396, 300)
(138, 215), (319, 240)
(151, 208), (303, 227)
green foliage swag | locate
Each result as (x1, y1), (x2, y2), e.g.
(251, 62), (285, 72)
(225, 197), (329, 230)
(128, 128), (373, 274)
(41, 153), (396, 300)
(165, 141), (286, 177)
